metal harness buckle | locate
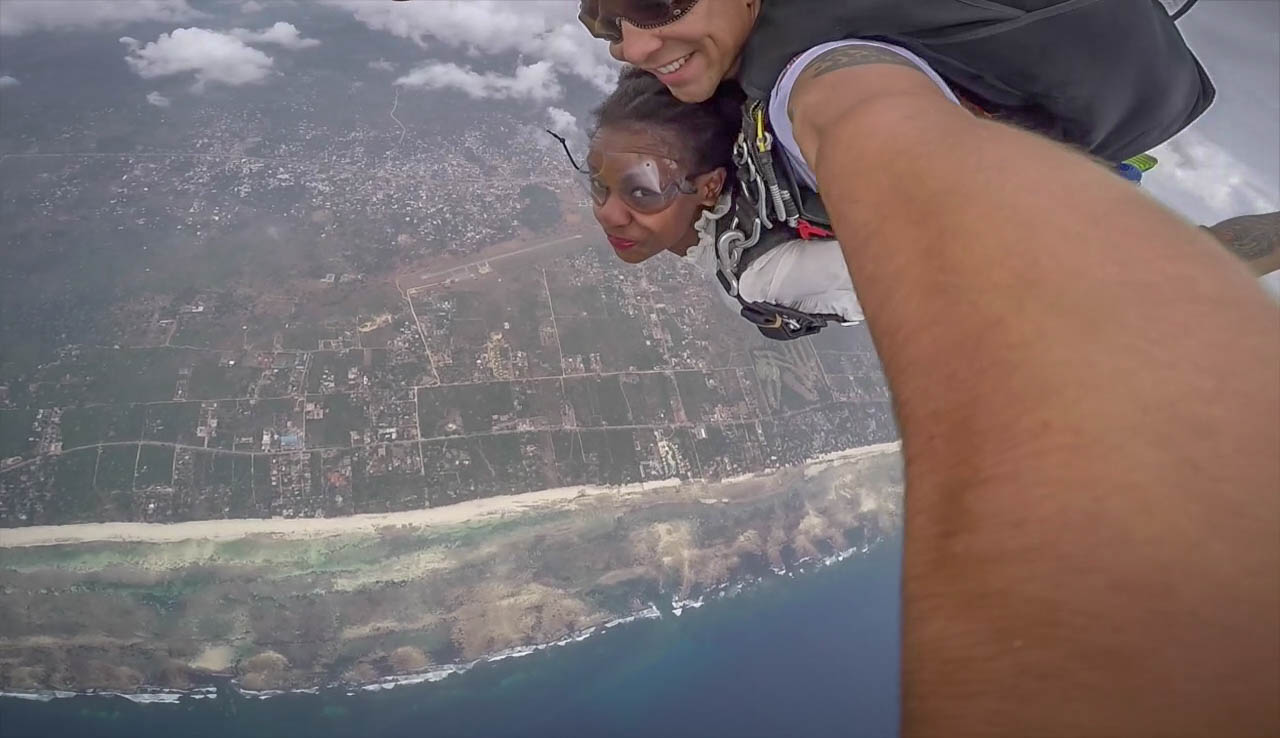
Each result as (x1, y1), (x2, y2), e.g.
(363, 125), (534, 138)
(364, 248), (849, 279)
(738, 302), (832, 341)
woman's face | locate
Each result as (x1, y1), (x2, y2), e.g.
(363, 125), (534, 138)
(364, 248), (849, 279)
(588, 124), (724, 265)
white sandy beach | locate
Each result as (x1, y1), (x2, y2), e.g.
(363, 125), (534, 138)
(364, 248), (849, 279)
(0, 443), (900, 548)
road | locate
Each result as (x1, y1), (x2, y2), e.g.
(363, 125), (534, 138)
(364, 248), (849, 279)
(405, 234), (585, 295)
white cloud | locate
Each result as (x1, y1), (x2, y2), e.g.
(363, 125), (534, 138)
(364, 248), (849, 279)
(0, 75), (19, 89)
(240, 0), (264, 13)
(1147, 131), (1279, 225)
(396, 61), (561, 102)
(1144, 1), (1280, 294)
(327, 0), (618, 94)
(1144, 2), (1279, 227)
(229, 21), (319, 50)
(547, 106), (578, 134)
(368, 59), (396, 73)
(146, 91), (171, 107)
(1, 0), (199, 36)
(123, 28), (275, 91)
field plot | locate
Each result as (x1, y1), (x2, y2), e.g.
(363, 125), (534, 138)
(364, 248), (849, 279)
(304, 393), (365, 448)
(207, 398), (301, 452)
(41, 448), (100, 524)
(618, 372), (681, 426)
(416, 379), (564, 437)
(353, 444), (426, 514)
(673, 369), (754, 424)
(143, 402), (201, 445)
(413, 269), (561, 384)
(58, 403), (145, 449)
(422, 431), (553, 506)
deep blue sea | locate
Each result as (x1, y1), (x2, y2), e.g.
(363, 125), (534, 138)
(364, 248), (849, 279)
(0, 536), (901, 738)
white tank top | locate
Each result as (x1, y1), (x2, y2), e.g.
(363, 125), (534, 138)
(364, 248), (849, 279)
(680, 40), (958, 325)
(767, 39), (961, 191)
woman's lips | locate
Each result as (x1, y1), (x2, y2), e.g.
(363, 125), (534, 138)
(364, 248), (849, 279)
(607, 235), (637, 251)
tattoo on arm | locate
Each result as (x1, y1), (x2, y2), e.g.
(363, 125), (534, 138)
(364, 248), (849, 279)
(788, 45), (925, 122)
(800, 45), (922, 80)
(1206, 212), (1280, 262)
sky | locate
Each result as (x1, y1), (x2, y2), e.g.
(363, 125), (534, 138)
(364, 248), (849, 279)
(0, 0), (1275, 267)
(1145, 1), (1280, 225)
(1142, 0), (1280, 292)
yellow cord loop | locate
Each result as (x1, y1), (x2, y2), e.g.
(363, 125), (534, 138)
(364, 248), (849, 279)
(754, 104), (767, 153)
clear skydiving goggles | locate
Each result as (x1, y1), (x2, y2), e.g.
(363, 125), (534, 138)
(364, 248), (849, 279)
(578, 0), (702, 43)
(547, 129), (699, 215)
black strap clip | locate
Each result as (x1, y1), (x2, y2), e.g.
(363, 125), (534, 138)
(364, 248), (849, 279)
(738, 301), (833, 341)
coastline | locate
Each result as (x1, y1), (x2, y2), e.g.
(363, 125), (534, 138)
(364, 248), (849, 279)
(0, 442), (901, 549)
(0, 534), (883, 705)
(0, 441), (903, 698)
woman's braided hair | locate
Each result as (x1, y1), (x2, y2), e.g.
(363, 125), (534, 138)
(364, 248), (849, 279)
(591, 65), (745, 175)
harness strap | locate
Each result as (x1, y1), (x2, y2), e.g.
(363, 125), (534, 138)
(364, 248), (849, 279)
(716, 272), (845, 341)
(741, 100), (800, 227)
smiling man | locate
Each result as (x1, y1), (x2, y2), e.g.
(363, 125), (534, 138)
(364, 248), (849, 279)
(573, 2), (1280, 736)
(581, 0), (754, 104)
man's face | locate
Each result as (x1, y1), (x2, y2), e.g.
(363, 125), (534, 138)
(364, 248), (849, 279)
(602, 0), (758, 103)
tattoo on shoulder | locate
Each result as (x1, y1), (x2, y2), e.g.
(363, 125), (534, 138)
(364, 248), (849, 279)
(788, 45), (923, 121)
(1207, 211), (1280, 262)
(799, 45), (920, 81)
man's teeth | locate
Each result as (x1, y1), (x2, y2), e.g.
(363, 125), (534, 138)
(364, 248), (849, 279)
(655, 54), (691, 75)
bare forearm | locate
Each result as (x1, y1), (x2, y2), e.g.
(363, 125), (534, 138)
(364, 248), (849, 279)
(813, 97), (1280, 735)
(1206, 211), (1280, 276)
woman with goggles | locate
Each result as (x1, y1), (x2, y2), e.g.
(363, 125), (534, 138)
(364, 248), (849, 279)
(570, 66), (863, 325)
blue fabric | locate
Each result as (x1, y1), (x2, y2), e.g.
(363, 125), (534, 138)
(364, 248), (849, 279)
(1115, 162), (1144, 183)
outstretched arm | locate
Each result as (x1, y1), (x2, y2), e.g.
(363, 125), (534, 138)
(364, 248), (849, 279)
(787, 48), (1280, 737)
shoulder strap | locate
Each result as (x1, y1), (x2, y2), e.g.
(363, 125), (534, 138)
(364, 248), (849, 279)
(735, 99), (832, 232)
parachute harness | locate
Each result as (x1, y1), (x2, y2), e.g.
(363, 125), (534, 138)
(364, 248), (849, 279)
(712, 99), (848, 341)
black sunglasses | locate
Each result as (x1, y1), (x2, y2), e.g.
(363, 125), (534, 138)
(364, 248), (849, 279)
(578, 0), (702, 43)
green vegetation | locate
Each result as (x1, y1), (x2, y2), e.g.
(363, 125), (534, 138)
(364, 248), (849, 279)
(213, 398), (300, 452)
(59, 403), (145, 449)
(143, 402), (201, 444)
(305, 393), (365, 448)
(188, 353), (261, 400)
(516, 184), (561, 232)
(226, 453), (258, 517)
(0, 408), (36, 459)
(604, 429), (643, 485)
(94, 444), (138, 491)
(675, 370), (747, 424)
(563, 375), (632, 427)
(556, 313), (664, 374)
(205, 450), (236, 487)
(250, 454), (273, 513)
(134, 445), (175, 488)
(354, 469), (426, 513)
(306, 350), (366, 394)
(416, 383), (529, 436)
(620, 372), (678, 425)
(280, 323), (325, 352)
(416, 275), (561, 384)
(31, 347), (204, 406)
(45, 448), (101, 523)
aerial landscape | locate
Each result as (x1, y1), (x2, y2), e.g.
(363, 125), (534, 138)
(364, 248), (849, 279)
(0, 0), (899, 701)
(0, 1), (1276, 736)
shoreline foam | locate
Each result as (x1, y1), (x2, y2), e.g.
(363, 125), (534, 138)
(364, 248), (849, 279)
(0, 534), (887, 705)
